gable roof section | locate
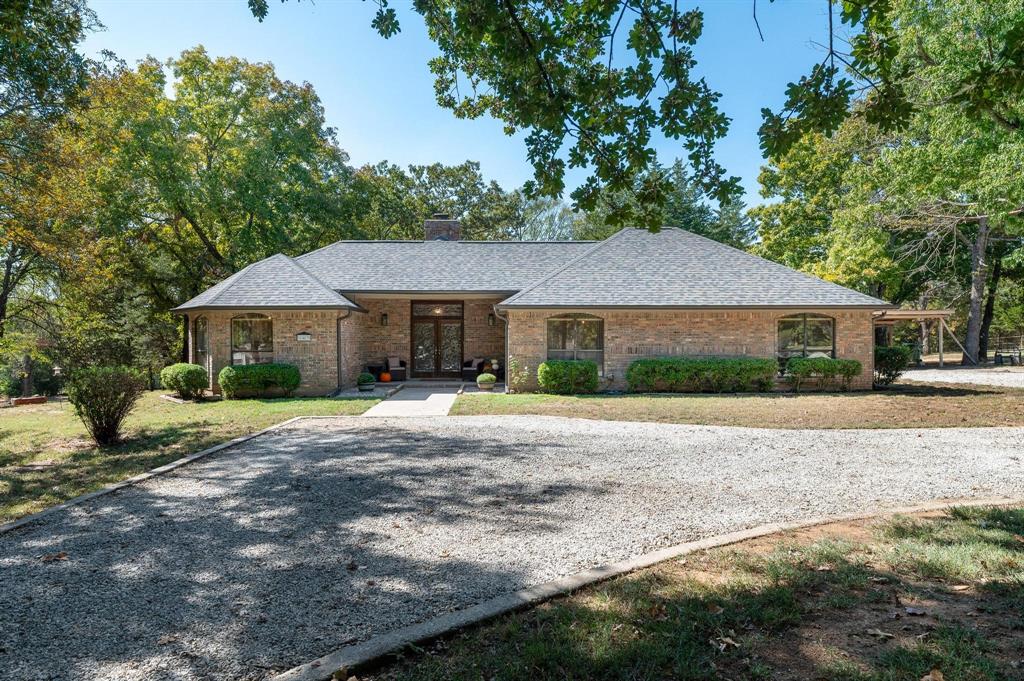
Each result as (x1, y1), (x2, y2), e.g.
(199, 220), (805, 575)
(498, 228), (893, 309)
(172, 253), (359, 311)
(296, 240), (594, 293)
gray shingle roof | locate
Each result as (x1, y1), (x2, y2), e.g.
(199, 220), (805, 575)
(296, 240), (594, 292)
(497, 228), (892, 308)
(172, 254), (358, 311)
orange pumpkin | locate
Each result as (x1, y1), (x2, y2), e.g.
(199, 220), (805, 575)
(379, 371), (392, 383)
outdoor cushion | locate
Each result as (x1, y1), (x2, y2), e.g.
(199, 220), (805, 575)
(388, 356), (402, 369)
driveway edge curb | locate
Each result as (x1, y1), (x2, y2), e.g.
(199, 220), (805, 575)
(270, 495), (1021, 681)
(0, 416), (309, 536)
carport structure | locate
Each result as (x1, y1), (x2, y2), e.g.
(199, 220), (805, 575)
(872, 308), (973, 366)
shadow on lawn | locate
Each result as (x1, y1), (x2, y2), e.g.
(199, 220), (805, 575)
(0, 422), (601, 680)
(374, 507), (1024, 681)
(0, 421), (239, 520)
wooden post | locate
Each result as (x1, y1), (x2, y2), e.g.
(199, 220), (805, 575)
(938, 320), (944, 367)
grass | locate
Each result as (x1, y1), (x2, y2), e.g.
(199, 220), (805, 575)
(369, 506), (1024, 681)
(0, 391), (378, 522)
(452, 382), (1024, 429)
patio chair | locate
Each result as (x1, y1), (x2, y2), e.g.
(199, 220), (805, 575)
(385, 356), (407, 381)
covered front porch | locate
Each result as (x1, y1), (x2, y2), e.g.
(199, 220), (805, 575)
(343, 295), (508, 387)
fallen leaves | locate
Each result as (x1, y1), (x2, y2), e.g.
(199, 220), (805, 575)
(921, 669), (945, 681)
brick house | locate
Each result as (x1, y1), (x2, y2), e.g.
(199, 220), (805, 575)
(173, 216), (892, 394)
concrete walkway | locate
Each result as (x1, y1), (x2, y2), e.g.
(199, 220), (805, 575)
(361, 385), (460, 417)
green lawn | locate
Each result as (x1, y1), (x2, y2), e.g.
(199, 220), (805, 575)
(370, 506), (1024, 681)
(0, 391), (378, 522)
(452, 383), (1024, 429)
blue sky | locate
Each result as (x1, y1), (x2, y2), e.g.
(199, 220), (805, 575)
(82, 0), (835, 206)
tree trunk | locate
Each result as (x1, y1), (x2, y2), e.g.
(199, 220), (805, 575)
(179, 314), (189, 364)
(979, 244), (1003, 362)
(20, 354), (33, 397)
(961, 220), (990, 365)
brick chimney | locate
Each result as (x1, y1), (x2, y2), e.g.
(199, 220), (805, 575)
(424, 212), (461, 241)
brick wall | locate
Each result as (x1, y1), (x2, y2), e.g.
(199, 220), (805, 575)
(189, 309), (351, 396)
(187, 298), (508, 394)
(505, 308), (876, 391)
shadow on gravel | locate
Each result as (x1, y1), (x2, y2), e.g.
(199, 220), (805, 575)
(0, 422), (604, 681)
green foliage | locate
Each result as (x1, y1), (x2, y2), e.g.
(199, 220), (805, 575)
(626, 357), (777, 394)
(572, 160), (753, 246)
(537, 360), (598, 395)
(874, 345), (912, 387)
(159, 363), (207, 400)
(65, 366), (146, 445)
(357, 372), (376, 386)
(785, 357), (863, 392)
(348, 160), (525, 240)
(250, 1), (739, 228)
(505, 356), (530, 394)
(218, 363), (301, 399)
(476, 372), (496, 383)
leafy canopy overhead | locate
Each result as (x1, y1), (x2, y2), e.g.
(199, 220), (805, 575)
(761, 0), (1024, 159)
(249, 0), (739, 229)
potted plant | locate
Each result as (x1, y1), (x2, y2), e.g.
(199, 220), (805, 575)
(476, 372), (497, 392)
(357, 372), (376, 392)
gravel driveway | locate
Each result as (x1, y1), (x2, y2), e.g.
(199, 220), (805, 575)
(903, 365), (1024, 388)
(2, 416), (1022, 680)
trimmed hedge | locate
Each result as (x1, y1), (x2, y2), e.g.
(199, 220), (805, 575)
(626, 357), (777, 393)
(66, 366), (146, 445)
(160, 363), (208, 400)
(357, 372), (376, 386)
(218, 363), (301, 399)
(785, 357), (862, 392)
(874, 345), (912, 387)
(537, 360), (599, 394)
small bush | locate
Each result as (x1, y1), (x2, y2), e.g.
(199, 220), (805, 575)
(66, 366), (146, 445)
(537, 360), (599, 394)
(160, 363), (208, 400)
(218, 363), (301, 399)
(785, 357), (863, 392)
(357, 372), (376, 385)
(476, 372), (497, 383)
(874, 345), (912, 387)
(626, 357), (777, 393)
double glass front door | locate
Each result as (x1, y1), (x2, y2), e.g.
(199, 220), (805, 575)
(411, 302), (463, 378)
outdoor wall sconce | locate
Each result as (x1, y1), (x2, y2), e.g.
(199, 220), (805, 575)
(296, 332), (312, 342)
(380, 312), (389, 326)
(487, 313), (496, 327)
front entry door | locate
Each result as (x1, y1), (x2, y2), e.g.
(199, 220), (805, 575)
(411, 302), (463, 378)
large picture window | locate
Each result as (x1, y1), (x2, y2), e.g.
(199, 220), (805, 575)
(778, 314), (835, 361)
(547, 314), (604, 372)
(232, 313), (273, 365)
(193, 316), (210, 376)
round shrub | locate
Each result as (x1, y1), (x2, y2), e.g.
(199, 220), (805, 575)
(476, 372), (497, 383)
(357, 372), (376, 386)
(874, 345), (912, 387)
(160, 363), (208, 400)
(218, 363), (301, 399)
(537, 360), (598, 394)
(66, 366), (146, 445)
